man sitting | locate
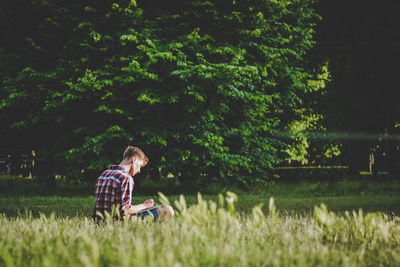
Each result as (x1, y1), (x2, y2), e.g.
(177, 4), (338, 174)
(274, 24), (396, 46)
(93, 146), (174, 222)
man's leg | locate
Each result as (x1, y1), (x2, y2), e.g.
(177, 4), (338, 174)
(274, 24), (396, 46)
(136, 205), (174, 221)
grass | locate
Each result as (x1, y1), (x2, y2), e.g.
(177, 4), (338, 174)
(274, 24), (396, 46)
(1, 175), (400, 266)
(1, 174), (400, 217)
(0, 193), (399, 267)
(1, 193), (400, 218)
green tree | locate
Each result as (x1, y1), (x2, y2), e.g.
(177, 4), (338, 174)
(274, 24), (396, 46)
(1, 0), (320, 185)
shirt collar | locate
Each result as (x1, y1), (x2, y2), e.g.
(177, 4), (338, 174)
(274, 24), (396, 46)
(108, 165), (133, 179)
(108, 165), (125, 171)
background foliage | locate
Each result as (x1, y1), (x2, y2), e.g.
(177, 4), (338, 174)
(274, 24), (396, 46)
(311, 0), (400, 172)
(2, 0), (399, 184)
(0, 0), (320, 184)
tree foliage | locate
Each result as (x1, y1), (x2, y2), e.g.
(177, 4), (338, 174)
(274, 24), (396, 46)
(0, 0), (320, 184)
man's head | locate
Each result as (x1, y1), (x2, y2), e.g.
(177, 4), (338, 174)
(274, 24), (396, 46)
(122, 146), (148, 176)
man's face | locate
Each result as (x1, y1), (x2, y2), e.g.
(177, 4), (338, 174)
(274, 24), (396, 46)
(130, 157), (144, 176)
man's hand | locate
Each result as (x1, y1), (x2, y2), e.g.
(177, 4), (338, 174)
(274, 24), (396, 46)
(143, 199), (154, 208)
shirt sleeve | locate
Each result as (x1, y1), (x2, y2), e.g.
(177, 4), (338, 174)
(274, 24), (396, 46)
(120, 174), (134, 214)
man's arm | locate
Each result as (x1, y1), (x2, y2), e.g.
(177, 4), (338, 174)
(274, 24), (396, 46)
(125, 199), (154, 215)
(120, 174), (154, 216)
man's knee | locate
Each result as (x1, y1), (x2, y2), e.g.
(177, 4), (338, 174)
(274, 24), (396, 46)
(159, 205), (174, 220)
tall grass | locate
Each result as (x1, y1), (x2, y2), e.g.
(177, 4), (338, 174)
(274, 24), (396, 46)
(1, 193), (399, 267)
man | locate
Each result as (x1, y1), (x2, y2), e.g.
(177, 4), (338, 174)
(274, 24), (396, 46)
(93, 146), (174, 222)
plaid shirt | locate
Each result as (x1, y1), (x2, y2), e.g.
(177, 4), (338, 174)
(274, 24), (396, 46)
(93, 165), (134, 221)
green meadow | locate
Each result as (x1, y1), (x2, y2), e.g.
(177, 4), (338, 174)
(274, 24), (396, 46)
(1, 175), (400, 266)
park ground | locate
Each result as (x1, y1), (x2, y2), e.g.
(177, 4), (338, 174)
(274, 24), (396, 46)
(1, 174), (400, 266)
(1, 173), (400, 217)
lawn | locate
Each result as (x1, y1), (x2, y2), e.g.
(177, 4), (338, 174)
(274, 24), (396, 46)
(1, 193), (400, 218)
(1, 174), (400, 217)
(1, 193), (399, 267)
(0, 175), (399, 266)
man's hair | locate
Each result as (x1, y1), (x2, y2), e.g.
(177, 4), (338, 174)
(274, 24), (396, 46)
(123, 146), (148, 166)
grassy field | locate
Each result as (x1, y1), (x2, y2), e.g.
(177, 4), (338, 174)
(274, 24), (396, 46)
(1, 175), (400, 266)
(1, 174), (400, 217)
(1, 193), (399, 267)
(1, 193), (400, 218)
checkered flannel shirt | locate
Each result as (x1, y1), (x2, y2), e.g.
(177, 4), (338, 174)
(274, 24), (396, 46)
(93, 165), (134, 221)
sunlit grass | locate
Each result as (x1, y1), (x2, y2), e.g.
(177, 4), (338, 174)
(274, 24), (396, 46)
(1, 175), (399, 266)
(1, 193), (399, 267)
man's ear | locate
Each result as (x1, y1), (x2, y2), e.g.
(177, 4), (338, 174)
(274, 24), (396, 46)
(131, 156), (137, 164)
